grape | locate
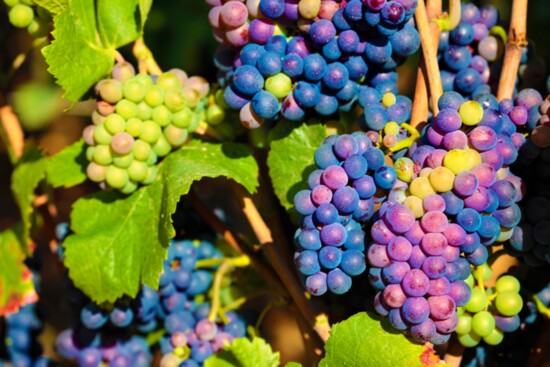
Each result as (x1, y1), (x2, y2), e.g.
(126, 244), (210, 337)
(495, 291), (523, 316)
(471, 311), (495, 337)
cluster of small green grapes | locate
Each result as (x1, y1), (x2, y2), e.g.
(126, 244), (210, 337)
(84, 62), (210, 194)
(4, 0), (50, 37)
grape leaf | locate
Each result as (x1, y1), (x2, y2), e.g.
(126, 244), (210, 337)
(204, 337), (280, 367)
(63, 141), (258, 303)
(34, 0), (68, 15)
(0, 225), (38, 316)
(319, 312), (448, 367)
(46, 139), (87, 188)
(267, 121), (326, 211)
(96, 0), (142, 48)
(139, 0), (153, 27)
(11, 149), (48, 253)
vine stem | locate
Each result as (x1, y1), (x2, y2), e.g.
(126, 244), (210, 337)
(207, 261), (231, 322)
(0, 106), (24, 164)
(132, 38), (162, 75)
(496, 0), (528, 101)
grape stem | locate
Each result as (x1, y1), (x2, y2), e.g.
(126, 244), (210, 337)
(530, 293), (550, 318)
(208, 260), (231, 322)
(132, 38), (162, 75)
(388, 123), (420, 152)
(195, 254), (250, 269)
(496, 0), (529, 101)
(0, 105), (24, 164)
(433, 0), (461, 31)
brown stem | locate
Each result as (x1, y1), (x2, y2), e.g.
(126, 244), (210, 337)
(208, 261), (231, 322)
(0, 105), (24, 164)
(497, 0), (528, 101)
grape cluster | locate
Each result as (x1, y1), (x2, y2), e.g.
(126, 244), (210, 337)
(294, 132), (397, 295)
(84, 62), (210, 193)
(207, 0), (420, 127)
(456, 271), (523, 348)
(4, 0), (50, 37)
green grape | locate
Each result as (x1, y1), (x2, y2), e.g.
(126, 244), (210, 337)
(125, 118), (143, 137)
(483, 328), (504, 346)
(105, 166), (129, 189)
(428, 167), (455, 193)
(409, 177), (435, 200)
(156, 72), (183, 91)
(457, 330), (481, 348)
(456, 307), (465, 316)
(133, 140), (151, 161)
(123, 79), (147, 102)
(27, 17), (49, 37)
(111, 132), (134, 155)
(128, 160), (148, 182)
(394, 157), (414, 183)
(455, 314), (472, 335)
(91, 110), (106, 125)
(478, 263), (493, 282)
(188, 113), (200, 132)
(144, 85), (165, 107)
(98, 79), (123, 104)
(146, 150), (158, 166)
(164, 88), (186, 112)
(205, 104), (225, 126)
(168, 68), (188, 85)
(92, 145), (113, 165)
(9, 4), (34, 28)
(120, 179), (138, 194)
(459, 101), (483, 126)
(115, 99), (138, 120)
(182, 86), (200, 108)
(382, 93), (397, 108)
(464, 289), (488, 313)
(93, 124), (113, 145)
(112, 62), (136, 82)
(20, 0), (32, 5)
(86, 162), (107, 183)
(86, 146), (96, 161)
(136, 102), (152, 120)
(172, 107), (192, 128)
(4, 0), (21, 7)
(214, 88), (226, 108)
(164, 124), (188, 147)
(443, 149), (481, 175)
(133, 74), (154, 88)
(403, 196), (424, 218)
(471, 311), (495, 337)
(465, 274), (475, 288)
(104, 113), (126, 135)
(139, 120), (162, 144)
(265, 73), (292, 99)
(142, 166), (158, 185)
(152, 134), (171, 157)
(112, 152), (133, 168)
(495, 275), (521, 294)
(495, 291), (523, 316)
(152, 105), (172, 126)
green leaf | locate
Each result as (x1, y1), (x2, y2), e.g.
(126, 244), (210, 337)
(34, 0), (68, 15)
(285, 363), (303, 367)
(63, 141), (258, 303)
(267, 121), (326, 211)
(11, 149), (48, 252)
(11, 82), (62, 131)
(319, 312), (448, 367)
(0, 226), (37, 316)
(46, 139), (87, 188)
(96, 0), (141, 48)
(138, 0), (153, 27)
(204, 337), (280, 367)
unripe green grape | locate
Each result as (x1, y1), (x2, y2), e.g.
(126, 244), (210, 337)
(133, 74), (154, 88)
(409, 177), (435, 199)
(93, 145), (113, 165)
(144, 85), (165, 107)
(215, 89), (226, 108)
(27, 17), (49, 37)
(115, 99), (138, 120)
(495, 291), (523, 316)
(265, 73), (292, 99)
(153, 134), (171, 157)
(136, 102), (152, 120)
(111, 132), (134, 155)
(9, 4), (34, 28)
(168, 68), (188, 85)
(139, 120), (162, 144)
(471, 311), (495, 337)
(428, 166), (455, 193)
(394, 157), (414, 183)
(403, 195), (424, 218)
(146, 150), (158, 166)
(133, 140), (151, 161)
(86, 146), (96, 161)
(465, 289), (488, 313)
(142, 166), (158, 185)
(465, 274), (475, 288)
(455, 314), (472, 335)
(93, 124), (113, 144)
(98, 79), (123, 104)
(125, 118), (143, 137)
(112, 152), (134, 168)
(205, 105), (224, 126)
(457, 330), (481, 347)
(120, 180), (138, 194)
(20, 0), (32, 5)
(112, 62), (136, 82)
(478, 263), (493, 282)
(123, 79), (147, 102)
(4, 0), (21, 7)
(483, 328), (504, 346)
(172, 108), (192, 128)
(188, 113), (200, 132)
(164, 124), (188, 147)
(456, 307), (465, 316)
(152, 105), (172, 126)
(128, 160), (148, 182)
(182, 86), (201, 108)
(164, 88), (186, 112)
(156, 72), (183, 91)
(86, 162), (107, 183)
(104, 113), (126, 135)
(105, 166), (128, 189)
(495, 275), (521, 294)
(459, 101), (484, 126)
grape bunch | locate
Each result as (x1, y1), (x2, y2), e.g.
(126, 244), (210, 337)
(83, 62), (210, 194)
(456, 272), (523, 348)
(294, 132), (397, 295)
(207, 0), (420, 127)
(4, 0), (50, 37)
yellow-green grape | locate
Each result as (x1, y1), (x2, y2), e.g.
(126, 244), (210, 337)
(120, 180), (138, 195)
(457, 307), (465, 316)
(9, 4), (34, 28)
(298, 0), (321, 19)
(188, 113), (201, 132)
(93, 124), (113, 145)
(465, 289), (488, 313)
(91, 110), (106, 125)
(164, 125), (188, 147)
(152, 105), (173, 126)
(459, 101), (484, 126)
(214, 88), (226, 107)
(125, 118), (143, 137)
(142, 166), (158, 185)
(27, 17), (49, 38)
(205, 104), (225, 126)
(123, 79), (147, 102)
(136, 101), (152, 120)
(465, 148), (482, 166)
(128, 160), (148, 182)
(139, 120), (162, 144)
(478, 263), (493, 282)
(133, 73), (154, 88)
(495, 291), (523, 316)
(428, 166), (455, 192)
(4, 0), (21, 7)
(265, 73), (292, 99)
(156, 72), (183, 91)
(465, 274), (475, 288)
(471, 311), (495, 337)
(403, 196), (424, 218)
(164, 88), (187, 111)
(104, 114), (126, 135)
(86, 162), (107, 183)
(418, 167), (433, 178)
(168, 68), (189, 85)
(384, 121), (400, 135)
(105, 165), (128, 189)
(98, 79), (123, 104)
(115, 99), (138, 120)
(182, 86), (201, 108)
(112, 152), (133, 168)
(382, 92), (396, 107)
(458, 330), (481, 347)
(455, 314), (472, 335)
(133, 140), (151, 161)
(172, 107), (192, 128)
(153, 135), (172, 157)
(144, 85), (165, 107)
(443, 149), (478, 175)
(497, 227), (513, 242)
(146, 150), (158, 166)
(86, 146), (95, 161)
(409, 177), (435, 200)
(495, 275), (521, 294)
(483, 328), (504, 346)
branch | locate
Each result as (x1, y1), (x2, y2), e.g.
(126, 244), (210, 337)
(497, 0), (528, 101)
(132, 38), (162, 75)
